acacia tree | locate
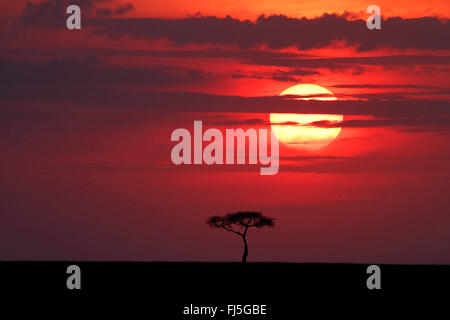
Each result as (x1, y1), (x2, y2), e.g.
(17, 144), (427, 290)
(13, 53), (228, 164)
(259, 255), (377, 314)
(207, 211), (275, 263)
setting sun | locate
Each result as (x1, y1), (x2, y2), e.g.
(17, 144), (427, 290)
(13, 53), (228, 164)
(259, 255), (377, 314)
(270, 84), (343, 151)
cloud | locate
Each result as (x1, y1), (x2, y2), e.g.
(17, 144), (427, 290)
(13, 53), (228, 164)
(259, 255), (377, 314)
(3, 49), (447, 77)
(243, 54), (450, 68)
(96, 3), (134, 17)
(310, 117), (450, 131)
(280, 159), (450, 174)
(17, 2), (450, 51)
(167, 113), (450, 131)
(2, 83), (449, 120)
(43, 156), (450, 175)
(334, 90), (450, 100)
(0, 56), (448, 123)
(332, 84), (448, 89)
(85, 14), (450, 51)
(201, 117), (267, 126)
(203, 114), (450, 132)
(233, 68), (320, 82)
(21, 0), (132, 26)
(240, 54), (449, 77)
(0, 48), (313, 60)
(0, 57), (209, 86)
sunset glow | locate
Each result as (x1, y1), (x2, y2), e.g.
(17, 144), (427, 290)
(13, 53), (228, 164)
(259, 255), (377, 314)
(279, 84), (338, 101)
(0, 0), (449, 266)
(271, 84), (343, 151)
(270, 113), (343, 151)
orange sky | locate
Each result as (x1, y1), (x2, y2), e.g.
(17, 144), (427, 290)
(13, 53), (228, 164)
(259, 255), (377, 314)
(1, 0), (449, 20)
(107, 0), (450, 19)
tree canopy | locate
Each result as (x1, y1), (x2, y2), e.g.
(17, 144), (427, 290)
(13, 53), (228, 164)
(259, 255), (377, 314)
(207, 211), (274, 235)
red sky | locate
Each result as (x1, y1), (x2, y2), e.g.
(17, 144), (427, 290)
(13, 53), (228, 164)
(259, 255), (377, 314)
(0, 0), (449, 263)
(2, 0), (450, 19)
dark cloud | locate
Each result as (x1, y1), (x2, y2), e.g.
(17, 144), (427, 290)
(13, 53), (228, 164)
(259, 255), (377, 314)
(334, 90), (450, 100)
(18, 3), (450, 51)
(310, 117), (450, 131)
(96, 3), (134, 17)
(0, 57), (209, 86)
(202, 117), (267, 126)
(114, 3), (133, 15)
(332, 84), (448, 89)
(1, 82), (449, 120)
(280, 159), (450, 174)
(2, 49), (447, 76)
(0, 48), (312, 60)
(240, 54), (449, 77)
(0, 57), (448, 123)
(2, 50), (447, 68)
(21, 0), (131, 26)
(204, 114), (450, 132)
(42, 156), (450, 175)
(331, 84), (450, 99)
(234, 68), (320, 82)
(243, 54), (450, 69)
(86, 14), (450, 51)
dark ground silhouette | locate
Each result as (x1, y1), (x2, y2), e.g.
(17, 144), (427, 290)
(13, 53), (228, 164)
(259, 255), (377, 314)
(2, 261), (449, 317)
(3, 261), (450, 294)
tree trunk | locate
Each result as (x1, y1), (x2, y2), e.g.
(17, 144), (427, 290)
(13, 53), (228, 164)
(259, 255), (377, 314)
(242, 235), (248, 263)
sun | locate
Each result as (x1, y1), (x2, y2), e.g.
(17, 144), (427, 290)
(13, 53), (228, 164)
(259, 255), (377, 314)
(270, 84), (343, 151)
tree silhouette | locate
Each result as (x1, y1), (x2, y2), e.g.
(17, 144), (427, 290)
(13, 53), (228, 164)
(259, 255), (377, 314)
(207, 211), (275, 263)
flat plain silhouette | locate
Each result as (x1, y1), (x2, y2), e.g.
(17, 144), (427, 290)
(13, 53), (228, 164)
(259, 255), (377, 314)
(207, 211), (275, 263)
